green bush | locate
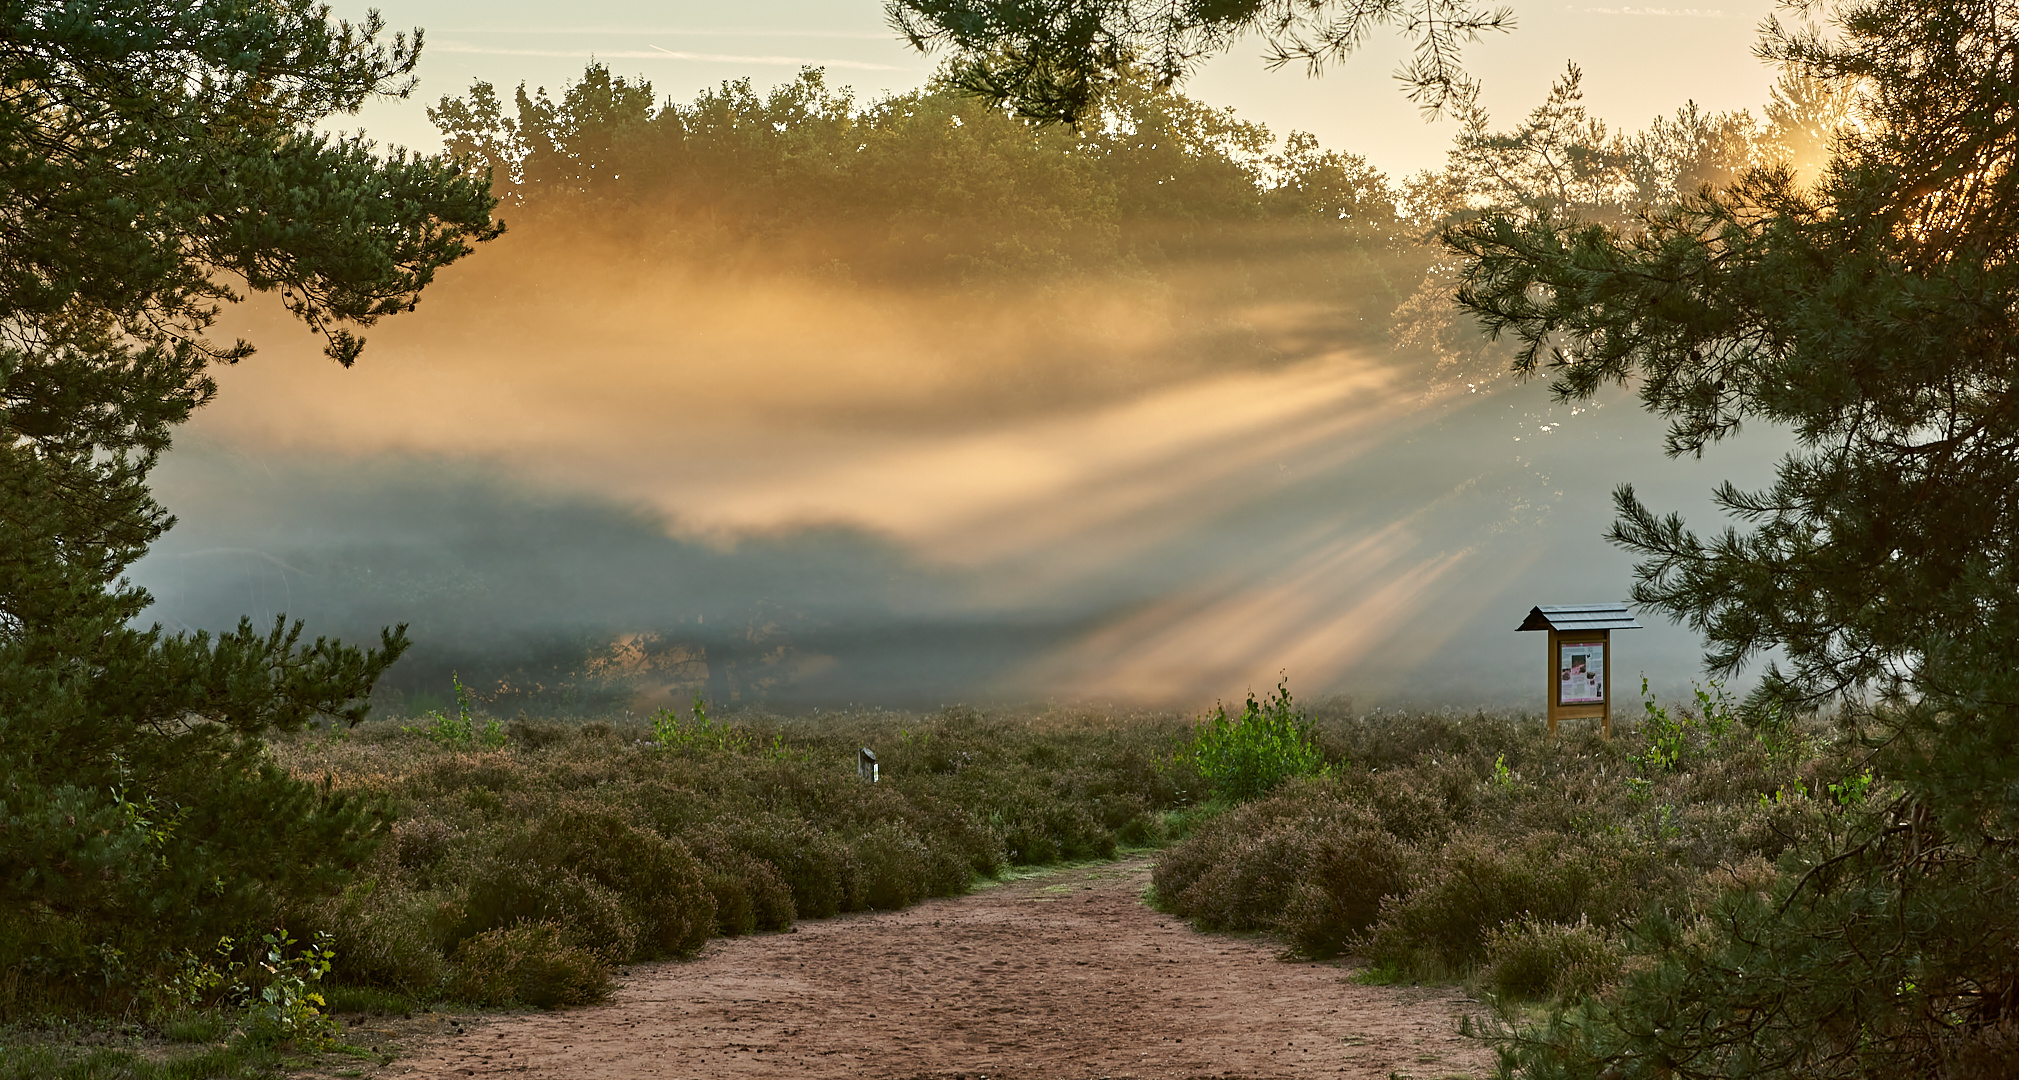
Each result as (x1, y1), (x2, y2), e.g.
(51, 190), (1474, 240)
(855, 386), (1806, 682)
(683, 828), (798, 935)
(714, 815), (860, 920)
(309, 880), (448, 993)
(241, 931), (338, 1051)
(224, 701), (1846, 1031)
(449, 923), (610, 1008)
(505, 804), (715, 957)
(1191, 678), (1325, 801)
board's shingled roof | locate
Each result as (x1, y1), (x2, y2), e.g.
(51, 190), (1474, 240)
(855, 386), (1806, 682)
(1516, 604), (1643, 632)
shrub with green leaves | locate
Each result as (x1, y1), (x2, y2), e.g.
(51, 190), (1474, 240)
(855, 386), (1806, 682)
(240, 704), (1197, 1013)
(242, 931), (338, 1051)
(1190, 678), (1325, 801)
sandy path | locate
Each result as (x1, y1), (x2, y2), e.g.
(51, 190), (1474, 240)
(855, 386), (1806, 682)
(389, 857), (1492, 1080)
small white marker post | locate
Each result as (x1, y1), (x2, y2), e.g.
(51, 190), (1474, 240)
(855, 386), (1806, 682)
(857, 747), (878, 782)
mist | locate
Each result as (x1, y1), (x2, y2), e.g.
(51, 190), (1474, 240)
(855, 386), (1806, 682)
(130, 72), (1788, 716)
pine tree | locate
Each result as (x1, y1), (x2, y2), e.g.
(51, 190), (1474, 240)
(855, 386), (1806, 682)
(0, 0), (497, 1007)
(886, 0), (1513, 122)
(1443, 1), (2019, 1074)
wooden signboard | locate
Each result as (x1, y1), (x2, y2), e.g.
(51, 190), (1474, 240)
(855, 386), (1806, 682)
(1517, 604), (1640, 738)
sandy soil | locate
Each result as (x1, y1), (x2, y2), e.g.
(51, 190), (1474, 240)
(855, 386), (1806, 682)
(373, 857), (1493, 1080)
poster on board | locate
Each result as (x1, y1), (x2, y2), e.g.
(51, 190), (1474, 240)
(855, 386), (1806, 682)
(1559, 641), (1605, 704)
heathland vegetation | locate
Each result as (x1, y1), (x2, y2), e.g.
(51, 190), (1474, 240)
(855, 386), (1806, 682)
(6, 2), (2014, 1080)
(6, 682), (1879, 1078)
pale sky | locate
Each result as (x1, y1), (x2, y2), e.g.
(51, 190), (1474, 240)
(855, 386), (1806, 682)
(349, 0), (1787, 180)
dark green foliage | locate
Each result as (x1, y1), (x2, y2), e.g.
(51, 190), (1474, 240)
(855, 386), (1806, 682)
(310, 880), (449, 992)
(431, 63), (1420, 319)
(1370, 830), (1649, 972)
(501, 804), (715, 957)
(693, 846), (796, 937)
(885, 0), (1513, 123)
(0, 1042), (276, 1080)
(1157, 703), (1852, 994)
(0, 0), (497, 1018)
(1152, 777), (1388, 935)
(1279, 824), (1413, 958)
(1481, 916), (1625, 1003)
(457, 862), (640, 963)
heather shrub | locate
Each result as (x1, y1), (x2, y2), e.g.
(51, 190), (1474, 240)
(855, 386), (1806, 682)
(388, 815), (459, 875)
(1366, 829), (1650, 974)
(993, 799), (1116, 864)
(455, 861), (641, 962)
(852, 821), (939, 909)
(246, 697), (1843, 1025)
(716, 815), (860, 919)
(1154, 778), (1402, 940)
(505, 804), (714, 957)
(1280, 825), (1413, 957)
(1481, 915), (1627, 1001)
(308, 881), (449, 992)
(686, 838), (796, 936)
(1336, 767), (1458, 843)
(450, 923), (610, 1008)
(504, 719), (575, 751)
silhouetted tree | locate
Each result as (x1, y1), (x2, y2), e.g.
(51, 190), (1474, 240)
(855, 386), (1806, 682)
(0, 0), (498, 1007)
(1446, 1), (2019, 1074)
(885, 0), (1514, 122)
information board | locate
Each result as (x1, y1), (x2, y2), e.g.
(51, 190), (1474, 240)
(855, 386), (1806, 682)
(1558, 641), (1605, 704)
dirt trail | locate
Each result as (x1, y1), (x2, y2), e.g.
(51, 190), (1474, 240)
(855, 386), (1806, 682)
(384, 857), (1492, 1079)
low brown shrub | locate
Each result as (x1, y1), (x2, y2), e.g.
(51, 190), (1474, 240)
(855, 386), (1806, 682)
(1154, 779), (1406, 947)
(450, 922), (611, 1008)
(716, 815), (859, 919)
(388, 815), (458, 873)
(309, 881), (449, 992)
(503, 802), (715, 957)
(690, 844), (796, 936)
(456, 860), (640, 962)
(1281, 825), (1412, 958)
(1365, 829), (1649, 974)
(1480, 915), (1626, 1001)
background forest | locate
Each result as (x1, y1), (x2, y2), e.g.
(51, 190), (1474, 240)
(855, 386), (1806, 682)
(146, 59), (1839, 716)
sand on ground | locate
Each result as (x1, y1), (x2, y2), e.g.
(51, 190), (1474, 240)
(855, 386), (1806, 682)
(363, 856), (1493, 1080)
